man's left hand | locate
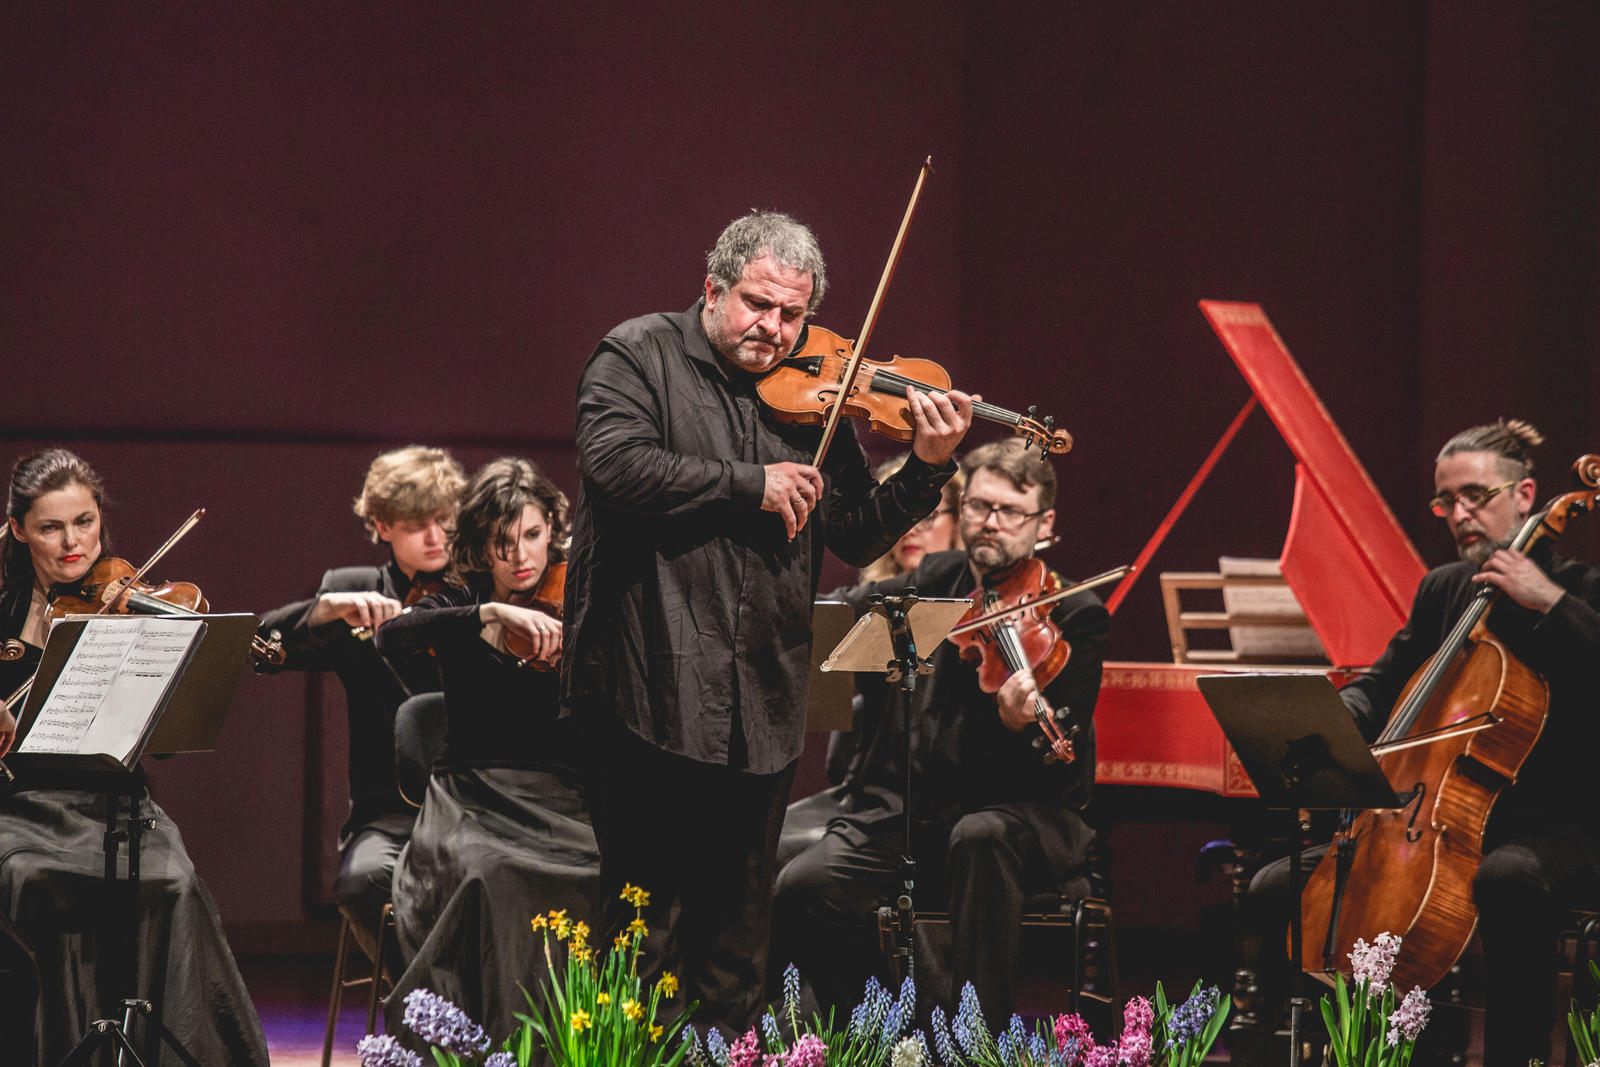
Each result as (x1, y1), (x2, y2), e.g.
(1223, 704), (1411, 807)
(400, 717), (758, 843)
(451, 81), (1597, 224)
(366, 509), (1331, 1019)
(996, 668), (1040, 732)
(1472, 548), (1565, 613)
(908, 386), (975, 467)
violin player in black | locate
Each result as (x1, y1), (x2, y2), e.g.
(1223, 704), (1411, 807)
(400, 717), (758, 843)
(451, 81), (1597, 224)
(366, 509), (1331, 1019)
(564, 209), (973, 1035)
(770, 438), (1109, 1023)
(375, 457), (598, 1040)
(256, 444), (464, 961)
(0, 447), (269, 1067)
(1234, 420), (1600, 1066)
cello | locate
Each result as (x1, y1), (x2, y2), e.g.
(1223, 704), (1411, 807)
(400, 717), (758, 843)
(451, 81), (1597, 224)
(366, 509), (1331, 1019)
(1299, 452), (1600, 991)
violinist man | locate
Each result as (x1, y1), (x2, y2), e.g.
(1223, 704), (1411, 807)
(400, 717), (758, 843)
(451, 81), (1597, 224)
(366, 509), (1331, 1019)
(563, 209), (973, 1035)
(771, 438), (1110, 1023)
(256, 444), (464, 960)
(1234, 419), (1600, 1066)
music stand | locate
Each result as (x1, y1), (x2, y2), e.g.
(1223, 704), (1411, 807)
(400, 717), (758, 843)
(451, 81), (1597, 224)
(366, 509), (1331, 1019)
(818, 591), (969, 983)
(10, 613), (257, 1067)
(1195, 673), (1400, 1067)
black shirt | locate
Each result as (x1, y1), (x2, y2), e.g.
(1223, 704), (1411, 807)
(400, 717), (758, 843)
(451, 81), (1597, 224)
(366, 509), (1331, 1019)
(257, 562), (442, 831)
(562, 301), (956, 774)
(1340, 546), (1600, 841)
(833, 549), (1110, 816)
(375, 583), (574, 773)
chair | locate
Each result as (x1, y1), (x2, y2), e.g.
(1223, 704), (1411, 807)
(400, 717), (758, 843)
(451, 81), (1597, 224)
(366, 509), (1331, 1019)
(321, 691), (447, 1067)
(890, 843), (1119, 1029)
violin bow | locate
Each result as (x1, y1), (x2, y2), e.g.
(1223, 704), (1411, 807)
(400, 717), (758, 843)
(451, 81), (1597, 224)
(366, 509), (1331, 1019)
(945, 564), (1133, 640)
(811, 157), (934, 468)
(3, 507), (208, 715)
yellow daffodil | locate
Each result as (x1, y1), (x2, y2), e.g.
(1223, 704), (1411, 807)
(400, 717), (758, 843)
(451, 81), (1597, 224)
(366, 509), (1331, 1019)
(656, 972), (679, 998)
(573, 945), (594, 964)
(530, 914), (548, 931)
(596, 992), (611, 1007)
(613, 931), (632, 952)
(649, 1024), (664, 1042)
(622, 999), (643, 1022)
(626, 917), (649, 939)
(620, 883), (651, 908)
(571, 1009), (591, 1032)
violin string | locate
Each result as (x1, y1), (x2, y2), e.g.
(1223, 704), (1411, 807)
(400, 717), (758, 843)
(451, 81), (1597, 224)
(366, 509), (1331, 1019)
(865, 367), (1019, 424)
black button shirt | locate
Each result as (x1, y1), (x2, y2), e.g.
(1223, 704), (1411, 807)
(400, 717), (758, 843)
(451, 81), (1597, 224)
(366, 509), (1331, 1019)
(562, 301), (955, 774)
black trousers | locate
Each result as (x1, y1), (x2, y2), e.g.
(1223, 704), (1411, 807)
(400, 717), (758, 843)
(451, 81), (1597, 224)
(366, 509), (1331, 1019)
(1238, 824), (1600, 1065)
(582, 714), (795, 1037)
(333, 811), (414, 961)
(771, 804), (1088, 1023)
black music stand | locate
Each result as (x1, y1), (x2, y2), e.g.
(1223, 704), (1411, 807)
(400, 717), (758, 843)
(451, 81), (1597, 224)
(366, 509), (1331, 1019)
(1195, 672), (1400, 1067)
(818, 591), (970, 985)
(10, 613), (257, 1067)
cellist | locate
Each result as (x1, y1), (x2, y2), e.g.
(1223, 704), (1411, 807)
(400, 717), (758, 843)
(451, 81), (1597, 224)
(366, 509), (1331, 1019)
(1233, 419), (1600, 1066)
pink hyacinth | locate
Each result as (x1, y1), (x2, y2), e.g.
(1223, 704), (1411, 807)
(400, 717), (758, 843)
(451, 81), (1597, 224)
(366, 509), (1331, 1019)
(1385, 986), (1430, 1045)
(729, 1030), (762, 1067)
(1349, 932), (1401, 994)
(785, 1034), (828, 1067)
(1122, 995), (1154, 1034)
(1084, 1046), (1118, 1067)
(1054, 1012), (1094, 1065)
(1118, 1027), (1153, 1067)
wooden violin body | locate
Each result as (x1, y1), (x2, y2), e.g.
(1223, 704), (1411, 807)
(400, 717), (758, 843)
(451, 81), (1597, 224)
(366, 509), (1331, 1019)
(1299, 624), (1547, 990)
(757, 325), (1073, 455)
(947, 557), (1076, 764)
(503, 561), (565, 669)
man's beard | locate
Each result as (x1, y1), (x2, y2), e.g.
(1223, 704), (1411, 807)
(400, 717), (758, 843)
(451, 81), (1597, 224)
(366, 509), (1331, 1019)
(1456, 525), (1508, 567)
(705, 301), (785, 373)
(968, 537), (1026, 575)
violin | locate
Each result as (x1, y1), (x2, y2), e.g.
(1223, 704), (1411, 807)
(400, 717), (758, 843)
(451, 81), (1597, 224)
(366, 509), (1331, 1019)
(947, 558), (1077, 764)
(48, 557), (286, 666)
(501, 561), (565, 669)
(351, 574), (448, 641)
(756, 325), (1073, 456)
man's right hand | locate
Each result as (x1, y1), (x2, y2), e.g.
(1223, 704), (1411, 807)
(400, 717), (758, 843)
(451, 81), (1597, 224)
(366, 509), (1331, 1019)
(309, 591), (406, 630)
(762, 462), (826, 540)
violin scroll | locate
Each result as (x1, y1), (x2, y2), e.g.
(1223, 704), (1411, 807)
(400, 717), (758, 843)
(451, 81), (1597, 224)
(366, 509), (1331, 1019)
(1, 640), (24, 662)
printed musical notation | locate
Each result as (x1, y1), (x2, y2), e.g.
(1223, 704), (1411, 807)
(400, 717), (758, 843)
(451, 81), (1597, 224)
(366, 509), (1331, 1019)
(16, 617), (204, 765)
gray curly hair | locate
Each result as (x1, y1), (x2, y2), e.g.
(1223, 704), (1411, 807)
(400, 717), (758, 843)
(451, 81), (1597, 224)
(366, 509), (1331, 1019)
(705, 210), (827, 312)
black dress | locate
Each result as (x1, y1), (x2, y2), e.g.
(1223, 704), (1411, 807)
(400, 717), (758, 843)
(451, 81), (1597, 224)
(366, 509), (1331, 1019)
(0, 581), (269, 1067)
(374, 583), (599, 1042)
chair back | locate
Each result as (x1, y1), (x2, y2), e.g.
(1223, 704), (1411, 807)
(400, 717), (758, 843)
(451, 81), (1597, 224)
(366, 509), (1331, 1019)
(394, 692), (446, 808)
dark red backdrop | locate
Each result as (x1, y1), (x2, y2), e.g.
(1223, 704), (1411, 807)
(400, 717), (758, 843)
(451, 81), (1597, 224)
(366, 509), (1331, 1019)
(4, 4), (1596, 940)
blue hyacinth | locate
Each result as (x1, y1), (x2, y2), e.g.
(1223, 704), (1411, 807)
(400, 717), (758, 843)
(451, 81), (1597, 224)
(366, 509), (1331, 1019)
(483, 1054), (516, 1067)
(783, 962), (801, 1019)
(680, 1028), (708, 1067)
(1165, 985), (1220, 1047)
(706, 1027), (730, 1066)
(355, 1034), (423, 1067)
(400, 989), (491, 1056)
(930, 1006), (962, 1066)
(762, 1010), (782, 1048)
(1027, 1031), (1049, 1062)
(995, 1030), (1017, 1067)
(952, 982), (988, 1055)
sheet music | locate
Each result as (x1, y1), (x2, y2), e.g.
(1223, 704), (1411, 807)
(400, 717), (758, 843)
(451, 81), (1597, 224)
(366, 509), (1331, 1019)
(18, 616), (204, 762)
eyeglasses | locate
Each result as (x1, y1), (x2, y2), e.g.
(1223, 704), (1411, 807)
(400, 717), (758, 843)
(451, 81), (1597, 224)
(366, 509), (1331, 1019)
(1428, 480), (1516, 518)
(959, 498), (1045, 529)
(910, 508), (955, 531)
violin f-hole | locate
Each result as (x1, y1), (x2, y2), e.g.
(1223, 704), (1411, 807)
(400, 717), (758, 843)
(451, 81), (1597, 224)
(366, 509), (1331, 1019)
(1402, 782), (1427, 843)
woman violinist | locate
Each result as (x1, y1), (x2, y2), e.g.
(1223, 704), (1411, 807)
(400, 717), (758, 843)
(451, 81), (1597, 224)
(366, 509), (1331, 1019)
(1234, 421), (1600, 1067)
(0, 448), (269, 1067)
(374, 457), (598, 1041)
(255, 444), (464, 962)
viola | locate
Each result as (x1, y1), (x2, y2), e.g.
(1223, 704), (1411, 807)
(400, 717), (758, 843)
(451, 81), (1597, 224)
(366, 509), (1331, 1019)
(947, 557), (1077, 764)
(502, 560), (565, 669)
(1299, 453), (1600, 991)
(48, 557), (286, 666)
(756, 325), (1073, 456)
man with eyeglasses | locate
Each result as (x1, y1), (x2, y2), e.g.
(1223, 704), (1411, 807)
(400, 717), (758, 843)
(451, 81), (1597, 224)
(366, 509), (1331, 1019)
(1231, 419), (1600, 1066)
(771, 438), (1110, 1023)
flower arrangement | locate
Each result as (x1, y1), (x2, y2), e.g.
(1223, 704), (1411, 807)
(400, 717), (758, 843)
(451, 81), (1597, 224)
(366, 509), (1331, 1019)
(1318, 932), (1430, 1067)
(678, 963), (920, 1067)
(925, 979), (1227, 1067)
(1561, 959), (1600, 1067)
(355, 884), (694, 1067)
